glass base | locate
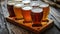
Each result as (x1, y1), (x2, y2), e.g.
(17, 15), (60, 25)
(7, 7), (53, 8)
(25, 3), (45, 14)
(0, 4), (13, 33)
(42, 19), (49, 22)
(23, 21), (32, 23)
(32, 24), (42, 27)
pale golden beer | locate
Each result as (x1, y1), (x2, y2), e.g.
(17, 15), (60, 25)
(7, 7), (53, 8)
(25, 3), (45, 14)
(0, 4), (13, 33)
(13, 4), (24, 20)
(7, 1), (15, 17)
(31, 8), (43, 27)
(39, 4), (50, 21)
(22, 6), (32, 23)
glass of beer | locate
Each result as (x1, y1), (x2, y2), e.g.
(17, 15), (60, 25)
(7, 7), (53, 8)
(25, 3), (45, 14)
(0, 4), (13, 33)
(39, 3), (50, 22)
(13, 3), (24, 20)
(22, 6), (32, 23)
(7, 1), (15, 17)
(31, 8), (43, 27)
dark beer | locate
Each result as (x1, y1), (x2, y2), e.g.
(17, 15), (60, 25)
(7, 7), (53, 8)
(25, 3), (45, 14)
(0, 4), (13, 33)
(22, 6), (32, 23)
(7, 1), (15, 17)
(31, 8), (43, 27)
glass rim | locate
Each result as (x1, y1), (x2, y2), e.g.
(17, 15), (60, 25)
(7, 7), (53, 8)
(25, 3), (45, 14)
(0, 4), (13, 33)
(22, 6), (32, 10)
(7, 1), (15, 5)
(14, 3), (24, 8)
(39, 3), (49, 7)
(31, 8), (43, 13)
(30, 1), (40, 6)
(22, 1), (31, 4)
(14, 0), (22, 2)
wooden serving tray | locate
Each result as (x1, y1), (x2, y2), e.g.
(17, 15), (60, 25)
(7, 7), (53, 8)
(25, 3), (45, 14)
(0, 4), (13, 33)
(6, 17), (54, 34)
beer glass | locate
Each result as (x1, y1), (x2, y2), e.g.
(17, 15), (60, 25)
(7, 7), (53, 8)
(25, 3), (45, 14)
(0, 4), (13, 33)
(22, 6), (32, 23)
(13, 4), (24, 20)
(39, 3), (50, 21)
(31, 8), (43, 27)
(7, 1), (15, 17)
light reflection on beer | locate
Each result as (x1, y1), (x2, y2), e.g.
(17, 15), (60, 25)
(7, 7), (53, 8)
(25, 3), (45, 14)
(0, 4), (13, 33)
(7, 1), (15, 17)
(13, 4), (24, 20)
(39, 4), (50, 21)
(22, 6), (32, 23)
(31, 8), (43, 27)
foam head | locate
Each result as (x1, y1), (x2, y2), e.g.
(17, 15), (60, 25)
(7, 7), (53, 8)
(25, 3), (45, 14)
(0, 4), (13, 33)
(39, 3), (49, 7)
(22, 1), (30, 4)
(32, 8), (43, 13)
(14, 4), (24, 8)
(22, 6), (32, 10)
(7, 1), (15, 5)
(14, 0), (22, 1)
(30, 1), (40, 6)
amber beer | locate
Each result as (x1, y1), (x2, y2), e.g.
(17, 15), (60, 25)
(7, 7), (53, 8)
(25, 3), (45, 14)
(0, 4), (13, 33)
(39, 4), (50, 21)
(31, 8), (43, 27)
(13, 4), (24, 20)
(22, 6), (32, 23)
(7, 1), (15, 17)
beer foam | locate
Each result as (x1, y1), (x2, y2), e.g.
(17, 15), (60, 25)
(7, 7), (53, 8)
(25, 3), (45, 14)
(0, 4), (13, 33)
(8, 2), (15, 5)
(22, 1), (30, 3)
(14, 0), (22, 1)
(14, 4), (24, 8)
(22, 6), (32, 10)
(32, 8), (43, 13)
(39, 3), (49, 7)
(30, 1), (40, 6)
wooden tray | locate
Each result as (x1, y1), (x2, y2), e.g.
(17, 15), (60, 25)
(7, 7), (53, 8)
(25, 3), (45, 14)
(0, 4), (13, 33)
(6, 17), (54, 34)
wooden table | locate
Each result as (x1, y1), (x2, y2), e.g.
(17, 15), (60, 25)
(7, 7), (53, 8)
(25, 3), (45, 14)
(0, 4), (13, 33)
(0, 1), (60, 34)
